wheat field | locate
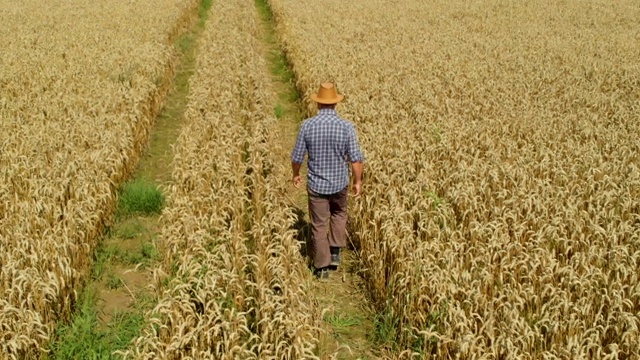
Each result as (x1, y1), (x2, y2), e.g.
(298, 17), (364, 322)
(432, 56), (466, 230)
(120, 0), (320, 358)
(267, 0), (640, 358)
(0, 0), (199, 358)
(3, 0), (639, 358)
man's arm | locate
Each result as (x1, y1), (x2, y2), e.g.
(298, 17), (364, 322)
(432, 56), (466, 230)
(291, 123), (307, 188)
(346, 124), (365, 196)
(351, 161), (363, 196)
(292, 161), (302, 188)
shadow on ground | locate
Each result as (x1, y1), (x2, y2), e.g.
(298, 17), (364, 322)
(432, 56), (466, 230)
(292, 206), (311, 261)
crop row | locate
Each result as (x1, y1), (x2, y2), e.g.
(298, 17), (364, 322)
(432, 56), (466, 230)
(0, 0), (199, 358)
(120, 0), (320, 358)
(267, 0), (640, 358)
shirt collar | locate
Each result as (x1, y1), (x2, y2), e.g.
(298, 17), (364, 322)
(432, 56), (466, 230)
(318, 108), (337, 116)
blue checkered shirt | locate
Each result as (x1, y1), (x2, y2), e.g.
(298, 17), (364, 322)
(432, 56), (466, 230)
(291, 108), (364, 195)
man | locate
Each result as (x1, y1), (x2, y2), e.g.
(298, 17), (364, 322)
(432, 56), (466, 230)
(291, 82), (364, 279)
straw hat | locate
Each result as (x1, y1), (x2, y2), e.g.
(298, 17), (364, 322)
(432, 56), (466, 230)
(310, 82), (344, 104)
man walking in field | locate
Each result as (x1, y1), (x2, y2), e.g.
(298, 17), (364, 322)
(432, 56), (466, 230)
(291, 82), (364, 279)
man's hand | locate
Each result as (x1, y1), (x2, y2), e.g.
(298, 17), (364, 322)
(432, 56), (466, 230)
(293, 175), (302, 188)
(352, 181), (362, 197)
(350, 161), (364, 197)
(292, 162), (302, 188)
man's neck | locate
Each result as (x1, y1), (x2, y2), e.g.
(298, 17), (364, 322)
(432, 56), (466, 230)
(318, 106), (337, 114)
(318, 104), (336, 111)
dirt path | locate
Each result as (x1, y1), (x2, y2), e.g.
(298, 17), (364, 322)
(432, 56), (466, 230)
(254, 1), (380, 358)
(46, 1), (212, 357)
(96, 0), (211, 326)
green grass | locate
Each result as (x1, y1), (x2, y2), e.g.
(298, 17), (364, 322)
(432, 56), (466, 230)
(324, 311), (363, 336)
(408, 301), (448, 355)
(270, 50), (295, 84)
(370, 301), (447, 354)
(431, 126), (442, 143)
(177, 32), (194, 54)
(198, 0), (213, 23)
(135, 0), (212, 184)
(371, 308), (399, 347)
(106, 273), (123, 290)
(47, 0), (212, 358)
(425, 191), (444, 209)
(92, 237), (158, 280)
(255, 0), (301, 107)
(122, 251), (143, 266)
(92, 244), (120, 280)
(47, 288), (146, 360)
(120, 241), (159, 268)
(274, 104), (285, 118)
(140, 242), (158, 261)
(116, 179), (165, 217)
(116, 219), (146, 239)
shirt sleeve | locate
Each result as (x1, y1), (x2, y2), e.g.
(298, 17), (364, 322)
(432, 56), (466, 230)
(346, 124), (364, 162)
(291, 123), (307, 164)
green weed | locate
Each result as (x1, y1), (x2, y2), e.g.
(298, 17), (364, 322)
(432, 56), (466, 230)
(425, 191), (444, 209)
(48, 289), (109, 359)
(372, 308), (399, 347)
(116, 179), (165, 217)
(92, 244), (120, 280)
(324, 311), (363, 336)
(116, 219), (146, 239)
(274, 104), (285, 118)
(106, 274), (123, 290)
(48, 287), (148, 360)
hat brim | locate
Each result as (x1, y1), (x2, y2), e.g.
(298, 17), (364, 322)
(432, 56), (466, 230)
(310, 94), (344, 104)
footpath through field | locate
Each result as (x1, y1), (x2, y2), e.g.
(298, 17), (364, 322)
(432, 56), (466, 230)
(51, 0), (384, 357)
(254, 1), (382, 358)
(45, 1), (212, 358)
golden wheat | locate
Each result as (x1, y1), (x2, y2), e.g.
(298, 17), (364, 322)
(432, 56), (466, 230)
(268, 0), (640, 358)
(120, 0), (320, 358)
(0, 0), (199, 358)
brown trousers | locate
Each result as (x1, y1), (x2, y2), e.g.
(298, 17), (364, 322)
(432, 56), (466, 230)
(308, 186), (349, 268)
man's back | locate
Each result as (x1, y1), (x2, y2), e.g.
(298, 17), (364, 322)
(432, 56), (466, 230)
(292, 108), (363, 195)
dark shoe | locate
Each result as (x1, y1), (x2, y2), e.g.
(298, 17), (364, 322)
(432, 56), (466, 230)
(314, 267), (330, 279)
(330, 254), (341, 267)
(330, 247), (341, 266)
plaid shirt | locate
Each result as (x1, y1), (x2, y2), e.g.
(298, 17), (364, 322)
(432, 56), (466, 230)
(291, 108), (364, 195)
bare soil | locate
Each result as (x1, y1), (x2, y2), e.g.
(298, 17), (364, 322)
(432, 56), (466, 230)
(253, 1), (382, 357)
